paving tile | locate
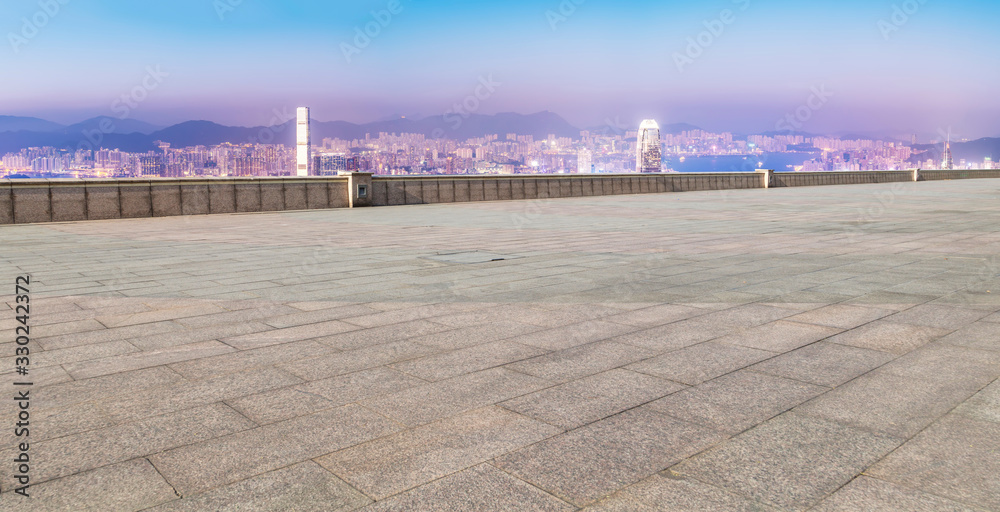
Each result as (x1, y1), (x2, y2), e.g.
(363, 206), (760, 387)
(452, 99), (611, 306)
(953, 380), (1000, 423)
(9, 340), (139, 369)
(602, 304), (708, 328)
(695, 304), (800, 329)
(628, 342), (774, 385)
(172, 304), (302, 328)
(424, 305), (546, 328)
(648, 370), (827, 434)
(168, 339), (332, 380)
(749, 341), (895, 387)
(361, 368), (550, 426)
(391, 341), (547, 381)
(262, 303), (380, 328)
(494, 407), (726, 506)
(868, 414), (1000, 511)
(507, 320), (637, 351)
(502, 369), (686, 429)
(584, 473), (780, 512)
(713, 320), (841, 353)
(1, 459), (177, 512)
(63, 340), (236, 379)
(673, 412), (901, 511)
(405, 321), (542, 350)
(0, 403), (254, 487)
(309, 319), (452, 351)
(317, 407), (561, 500)
(826, 321), (950, 355)
(340, 303), (479, 328)
(35, 320), (184, 351)
(129, 321), (274, 350)
(227, 367), (424, 424)
(146, 461), (371, 512)
(811, 475), (981, 512)
(221, 319), (360, 349)
(363, 464), (574, 512)
(150, 404), (402, 496)
(31, 366), (183, 412)
(887, 304), (991, 330)
(606, 317), (734, 352)
(96, 304), (228, 328)
(939, 321), (1000, 351)
(786, 304), (895, 329)
(504, 341), (657, 383)
(277, 341), (439, 381)
(877, 344), (1000, 386)
(104, 366), (303, 424)
(30, 318), (107, 338)
(794, 366), (986, 438)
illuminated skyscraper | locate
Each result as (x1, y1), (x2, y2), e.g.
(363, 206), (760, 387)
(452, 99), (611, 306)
(296, 107), (311, 176)
(636, 120), (661, 173)
(942, 135), (953, 170)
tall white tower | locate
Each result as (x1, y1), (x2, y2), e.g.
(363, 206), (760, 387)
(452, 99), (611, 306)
(636, 120), (661, 173)
(941, 132), (954, 170)
(296, 107), (311, 176)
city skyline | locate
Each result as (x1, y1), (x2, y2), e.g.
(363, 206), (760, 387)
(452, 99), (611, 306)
(3, 1), (1000, 138)
(4, 115), (994, 179)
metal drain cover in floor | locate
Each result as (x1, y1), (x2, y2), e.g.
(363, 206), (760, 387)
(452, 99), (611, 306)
(424, 252), (519, 264)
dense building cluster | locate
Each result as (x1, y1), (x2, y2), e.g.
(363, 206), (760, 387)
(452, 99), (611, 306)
(0, 128), (990, 179)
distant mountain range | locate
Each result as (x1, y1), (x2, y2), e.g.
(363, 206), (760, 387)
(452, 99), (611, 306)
(2, 113), (998, 161)
(0, 111), (585, 154)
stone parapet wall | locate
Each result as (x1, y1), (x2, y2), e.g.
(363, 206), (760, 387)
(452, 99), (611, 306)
(1, 170), (996, 224)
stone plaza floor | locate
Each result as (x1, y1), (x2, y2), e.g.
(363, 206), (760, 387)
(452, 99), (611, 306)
(1, 179), (999, 511)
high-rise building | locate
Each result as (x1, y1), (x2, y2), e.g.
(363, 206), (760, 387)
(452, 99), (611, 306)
(942, 136), (953, 170)
(577, 148), (592, 174)
(636, 120), (662, 173)
(296, 107), (311, 176)
(313, 153), (348, 175)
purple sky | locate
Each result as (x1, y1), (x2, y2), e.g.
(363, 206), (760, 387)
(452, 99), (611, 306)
(3, 0), (998, 138)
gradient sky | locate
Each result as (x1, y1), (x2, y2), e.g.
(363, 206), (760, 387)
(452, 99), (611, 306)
(3, 0), (999, 138)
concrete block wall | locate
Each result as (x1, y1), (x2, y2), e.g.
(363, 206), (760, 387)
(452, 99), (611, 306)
(3, 170), (999, 224)
(2, 177), (350, 224)
(919, 169), (1000, 181)
(369, 173), (764, 207)
(771, 171), (914, 188)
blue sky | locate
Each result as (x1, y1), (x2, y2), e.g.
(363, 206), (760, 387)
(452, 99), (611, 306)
(2, 0), (998, 137)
